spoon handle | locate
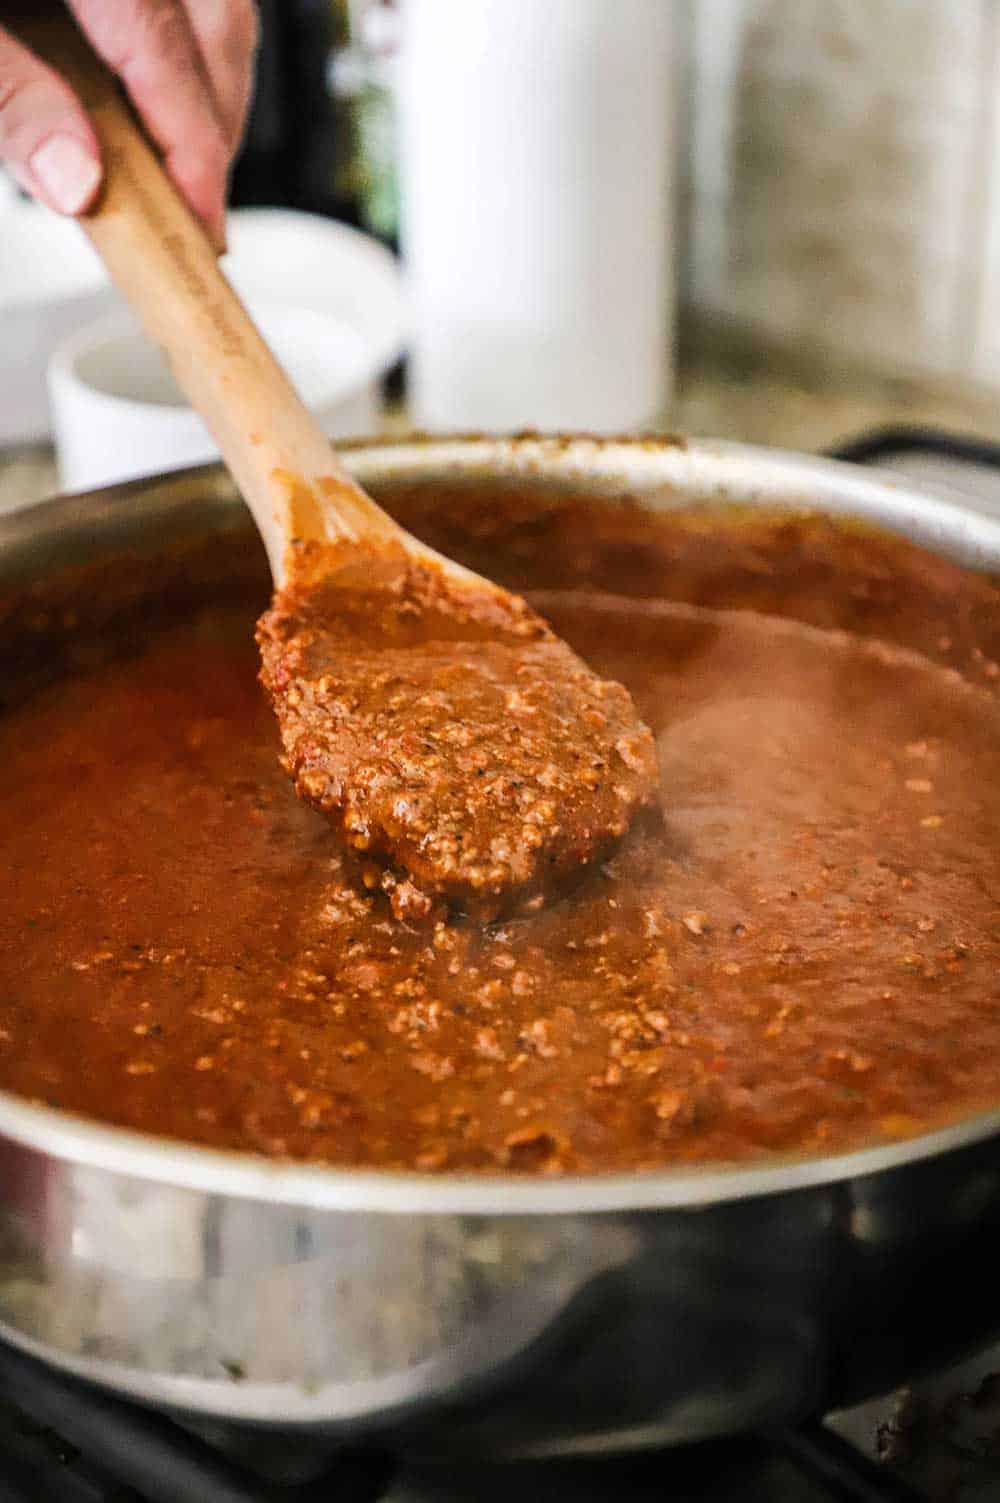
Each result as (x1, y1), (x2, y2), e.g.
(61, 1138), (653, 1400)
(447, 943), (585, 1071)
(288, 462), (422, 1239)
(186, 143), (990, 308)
(26, 14), (402, 581)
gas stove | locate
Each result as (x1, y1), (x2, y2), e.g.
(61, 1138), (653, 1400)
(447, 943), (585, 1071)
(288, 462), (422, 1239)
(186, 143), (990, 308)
(0, 1329), (992, 1502)
(2, 427), (1000, 1503)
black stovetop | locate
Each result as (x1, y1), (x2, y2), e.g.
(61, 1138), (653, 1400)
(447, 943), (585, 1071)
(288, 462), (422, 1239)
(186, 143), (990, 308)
(3, 427), (1000, 1503)
(0, 1324), (986, 1503)
(0, 1334), (930, 1503)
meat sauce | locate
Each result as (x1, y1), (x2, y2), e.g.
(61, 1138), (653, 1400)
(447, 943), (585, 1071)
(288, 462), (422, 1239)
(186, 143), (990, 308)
(257, 552), (657, 921)
(1, 487), (999, 1173)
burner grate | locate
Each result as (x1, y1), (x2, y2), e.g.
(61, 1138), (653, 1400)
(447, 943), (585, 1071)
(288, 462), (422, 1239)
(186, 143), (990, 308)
(778, 1423), (924, 1503)
(0, 1347), (937, 1503)
(0, 1341), (392, 1503)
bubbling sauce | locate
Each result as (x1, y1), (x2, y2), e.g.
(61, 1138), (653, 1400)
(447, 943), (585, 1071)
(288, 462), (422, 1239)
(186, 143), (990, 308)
(1, 496), (999, 1173)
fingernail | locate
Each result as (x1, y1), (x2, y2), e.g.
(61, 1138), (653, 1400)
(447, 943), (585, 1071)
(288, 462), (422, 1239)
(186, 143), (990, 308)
(30, 135), (102, 215)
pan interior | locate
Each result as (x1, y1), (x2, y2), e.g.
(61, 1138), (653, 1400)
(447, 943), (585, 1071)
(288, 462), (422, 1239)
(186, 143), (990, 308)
(1, 437), (1000, 1210)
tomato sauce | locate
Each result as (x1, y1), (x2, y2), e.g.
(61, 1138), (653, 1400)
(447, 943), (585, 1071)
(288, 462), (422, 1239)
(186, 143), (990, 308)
(1, 490), (998, 1173)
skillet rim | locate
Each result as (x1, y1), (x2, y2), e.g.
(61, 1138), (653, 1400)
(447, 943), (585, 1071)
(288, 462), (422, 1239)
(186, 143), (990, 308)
(3, 429), (1000, 1215)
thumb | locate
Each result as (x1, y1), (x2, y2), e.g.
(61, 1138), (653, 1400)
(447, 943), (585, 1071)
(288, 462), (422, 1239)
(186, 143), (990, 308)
(0, 24), (102, 215)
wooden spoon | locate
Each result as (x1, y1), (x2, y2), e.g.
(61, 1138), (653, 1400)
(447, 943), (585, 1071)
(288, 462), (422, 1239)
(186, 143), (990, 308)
(28, 12), (423, 584)
(34, 15), (659, 918)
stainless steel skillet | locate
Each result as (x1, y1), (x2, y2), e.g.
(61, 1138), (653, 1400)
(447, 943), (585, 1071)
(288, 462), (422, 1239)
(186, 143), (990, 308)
(1, 432), (999, 1458)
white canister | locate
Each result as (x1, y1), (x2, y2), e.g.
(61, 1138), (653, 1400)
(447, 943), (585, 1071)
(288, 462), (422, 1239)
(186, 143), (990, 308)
(398, 0), (677, 433)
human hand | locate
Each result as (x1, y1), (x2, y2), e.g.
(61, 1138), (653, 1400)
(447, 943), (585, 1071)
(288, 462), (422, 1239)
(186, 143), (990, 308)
(0, 1), (258, 250)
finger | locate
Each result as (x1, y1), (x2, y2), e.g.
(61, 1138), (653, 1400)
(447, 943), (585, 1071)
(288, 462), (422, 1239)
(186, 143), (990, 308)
(181, 0), (258, 154)
(0, 24), (102, 215)
(67, 0), (229, 249)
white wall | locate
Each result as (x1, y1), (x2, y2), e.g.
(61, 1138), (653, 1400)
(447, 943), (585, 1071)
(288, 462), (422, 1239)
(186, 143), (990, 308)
(682, 0), (1000, 384)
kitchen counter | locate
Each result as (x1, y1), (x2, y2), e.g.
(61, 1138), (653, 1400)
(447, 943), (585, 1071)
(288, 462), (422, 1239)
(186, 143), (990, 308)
(6, 329), (1000, 514)
(671, 320), (1000, 453)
